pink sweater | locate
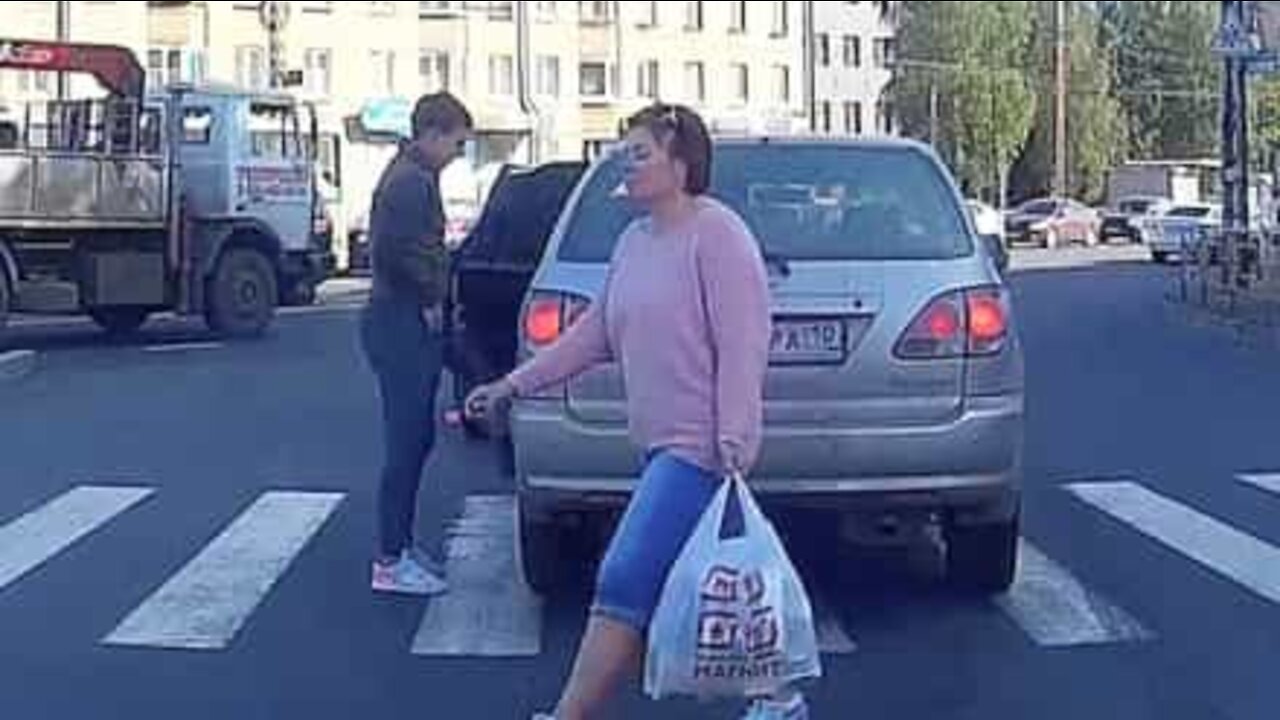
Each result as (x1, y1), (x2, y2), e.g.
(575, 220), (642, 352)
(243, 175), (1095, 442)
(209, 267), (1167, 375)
(508, 197), (772, 474)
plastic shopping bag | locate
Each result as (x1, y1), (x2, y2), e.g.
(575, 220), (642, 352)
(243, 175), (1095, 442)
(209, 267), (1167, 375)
(644, 473), (822, 700)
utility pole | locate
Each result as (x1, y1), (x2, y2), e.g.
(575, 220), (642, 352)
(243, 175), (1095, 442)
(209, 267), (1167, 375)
(1053, 0), (1069, 198)
(1216, 0), (1256, 293)
(803, 0), (817, 132)
(55, 0), (70, 99)
(259, 1), (290, 90)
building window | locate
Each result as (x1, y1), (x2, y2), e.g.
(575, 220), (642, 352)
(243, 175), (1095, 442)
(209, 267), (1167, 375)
(236, 45), (267, 90)
(536, 55), (561, 97)
(148, 48), (204, 89)
(729, 1), (747, 33)
(844, 101), (863, 134)
(580, 0), (611, 25)
(683, 61), (705, 103)
(535, 1), (558, 20)
(369, 49), (396, 95)
(420, 50), (451, 92)
(637, 1), (658, 28)
(303, 48), (332, 96)
(821, 101), (832, 133)
(637, 60), (660, 100)
(685, 1), (704, 31)
(419, 1), (459, 15)
(873, 37), (897, 68)
(817, 34), (831, 68)
(731, 63), (749, 105)
(843, 35), (862, 68)
(580, 61), (612, 99)
(771, 1), (788, 37)
(488, 1), (513, 21)
(489, 54), (514, 96)
(876, 100), (895, 133)
(772, 64), (790, 104)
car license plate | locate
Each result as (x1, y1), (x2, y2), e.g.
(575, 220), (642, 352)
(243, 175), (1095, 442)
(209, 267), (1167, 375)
(770, 318), (846, 364)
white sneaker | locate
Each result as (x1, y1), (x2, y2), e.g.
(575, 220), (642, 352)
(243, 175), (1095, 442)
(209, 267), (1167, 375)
(371, 551), (449, 596)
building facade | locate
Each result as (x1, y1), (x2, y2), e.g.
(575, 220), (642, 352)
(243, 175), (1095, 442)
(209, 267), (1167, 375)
(812, 0), (896, 136)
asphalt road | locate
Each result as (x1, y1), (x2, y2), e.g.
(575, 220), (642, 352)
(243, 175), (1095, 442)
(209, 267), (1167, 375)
(1, 246), (1278, 720)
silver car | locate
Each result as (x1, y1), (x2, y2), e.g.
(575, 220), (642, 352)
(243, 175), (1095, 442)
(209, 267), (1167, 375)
(510, 137), (1025, 595)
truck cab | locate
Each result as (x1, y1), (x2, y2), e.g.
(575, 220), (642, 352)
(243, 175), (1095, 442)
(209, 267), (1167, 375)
(170, 85), (334, 307)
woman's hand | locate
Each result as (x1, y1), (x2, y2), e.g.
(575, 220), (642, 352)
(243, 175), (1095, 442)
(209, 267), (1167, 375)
(464, 377), (517, 422)
(718, 438), (747, 479)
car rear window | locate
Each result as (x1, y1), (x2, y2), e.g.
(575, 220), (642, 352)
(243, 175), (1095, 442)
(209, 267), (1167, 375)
(1120, 199), (1154, 214)
(556, 143), (972, 263)
(1168, 206), (1212, 218)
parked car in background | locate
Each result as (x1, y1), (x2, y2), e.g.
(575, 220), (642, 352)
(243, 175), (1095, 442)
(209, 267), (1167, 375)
(968, 199), (1009, 274)
(1102, 196), (1171, 244)
(444, 160), (587, 444)
(1004, 197), (1101, 248)
(510, 137), (1025, 597)
(1144, 203), (1222, 264)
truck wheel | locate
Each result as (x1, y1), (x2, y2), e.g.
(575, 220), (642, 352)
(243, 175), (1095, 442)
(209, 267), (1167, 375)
(206, 248), (277, 339)
(89, 307), (150, 337)
(945, 513), (1020, 595)
(517, 496), (570, 597)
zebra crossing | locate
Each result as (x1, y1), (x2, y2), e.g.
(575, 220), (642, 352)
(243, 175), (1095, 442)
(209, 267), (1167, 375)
(2, 471), (1280, 660)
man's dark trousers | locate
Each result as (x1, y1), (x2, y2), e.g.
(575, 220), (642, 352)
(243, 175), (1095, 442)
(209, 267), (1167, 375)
(360, 296), (443, 559)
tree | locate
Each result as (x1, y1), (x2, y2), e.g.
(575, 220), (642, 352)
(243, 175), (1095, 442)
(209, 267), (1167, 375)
(1100, 1), (1221, 160)
(1011, 1), (1126, 202)
(890, 1), (1037, 202)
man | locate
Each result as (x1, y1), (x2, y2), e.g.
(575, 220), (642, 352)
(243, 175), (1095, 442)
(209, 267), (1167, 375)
(360, 92), (473, 595)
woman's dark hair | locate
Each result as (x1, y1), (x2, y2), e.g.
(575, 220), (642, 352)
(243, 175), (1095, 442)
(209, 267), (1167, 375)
(624, 103), (712, 195)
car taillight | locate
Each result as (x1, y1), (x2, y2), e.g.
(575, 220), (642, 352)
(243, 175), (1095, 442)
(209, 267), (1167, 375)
(895, 287), (1010, 360)
(965, 289), (1009, 354)
(522, 291), (589, 349)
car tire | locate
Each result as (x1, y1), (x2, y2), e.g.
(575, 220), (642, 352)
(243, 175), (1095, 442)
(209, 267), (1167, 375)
(1152, 251), (1169, 264)
(517, 495), (570, 597)
(945, 513), (1019, 594)
(89, 307), (150, 337)
(205, 247), (278, 339)
(0, 262), (11, 334)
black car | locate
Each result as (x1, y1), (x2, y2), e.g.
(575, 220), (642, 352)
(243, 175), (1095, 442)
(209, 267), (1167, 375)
(443, 160), (587, 448)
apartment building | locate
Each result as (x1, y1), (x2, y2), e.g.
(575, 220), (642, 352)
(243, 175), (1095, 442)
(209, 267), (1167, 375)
(812, 0), (896, 137)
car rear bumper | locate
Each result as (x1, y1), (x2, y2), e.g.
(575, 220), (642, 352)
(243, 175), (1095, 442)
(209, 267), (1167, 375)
(511, 394), (1022, 523)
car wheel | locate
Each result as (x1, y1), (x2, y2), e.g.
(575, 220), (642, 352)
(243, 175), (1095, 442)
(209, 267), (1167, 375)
(516, 495), (571, 597)
(945, 513), (1019, 594)
(205, 247), (277, 339)
(0, 262), (11, 334)
(1152, 251), (1169, 264)
(89, 307), (150, 337)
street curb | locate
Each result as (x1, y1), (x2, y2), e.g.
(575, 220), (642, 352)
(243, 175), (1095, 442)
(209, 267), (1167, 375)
(0, 350), (37, 385)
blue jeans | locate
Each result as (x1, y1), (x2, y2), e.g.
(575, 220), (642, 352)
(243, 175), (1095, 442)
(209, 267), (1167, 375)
(593, 451), (729, 633)
(360, 299), (444, 559)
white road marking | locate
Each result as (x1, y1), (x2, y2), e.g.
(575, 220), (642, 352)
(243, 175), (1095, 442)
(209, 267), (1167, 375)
(813, 596), (858, 654)
(0, 486), (154, 592)
(103, 491), (344, 651)
(997, 539), (1152, 647)
(1069, 481), (1280, 605)
(413, 496), (542, 657)
(143, 342), (225, 354)
(1238, 473), (1280, 497)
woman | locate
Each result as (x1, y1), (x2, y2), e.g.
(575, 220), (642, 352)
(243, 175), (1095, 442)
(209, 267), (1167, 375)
(465, 104), (804, 720)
